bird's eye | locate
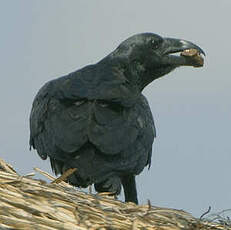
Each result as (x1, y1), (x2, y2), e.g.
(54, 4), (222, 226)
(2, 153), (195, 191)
(151, 39), (161, 49)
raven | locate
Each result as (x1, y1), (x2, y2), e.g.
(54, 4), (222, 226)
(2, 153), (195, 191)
(30, 33), (204, 204)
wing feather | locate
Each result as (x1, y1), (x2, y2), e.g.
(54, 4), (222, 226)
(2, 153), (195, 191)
(30, 67), (155, 173)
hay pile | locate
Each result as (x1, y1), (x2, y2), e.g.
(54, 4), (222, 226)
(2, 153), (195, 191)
(0, 158), (229, 230)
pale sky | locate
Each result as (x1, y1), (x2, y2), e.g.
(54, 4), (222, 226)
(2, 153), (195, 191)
(0, 0), (230, 217)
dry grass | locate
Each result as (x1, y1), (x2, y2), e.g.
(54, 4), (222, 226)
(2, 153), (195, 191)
(0, 158), (229, 230)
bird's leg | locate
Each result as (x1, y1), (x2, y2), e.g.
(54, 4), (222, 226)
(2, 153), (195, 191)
(121, 174), (138, 204)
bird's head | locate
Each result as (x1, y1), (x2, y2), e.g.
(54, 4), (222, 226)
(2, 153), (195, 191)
(108, 33), (205, 90)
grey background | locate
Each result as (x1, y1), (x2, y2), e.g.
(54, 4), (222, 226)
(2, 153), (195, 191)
(0, 1), (230, 217)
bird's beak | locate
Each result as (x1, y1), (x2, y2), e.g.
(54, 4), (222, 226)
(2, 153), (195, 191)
(161, 38), (205, 67)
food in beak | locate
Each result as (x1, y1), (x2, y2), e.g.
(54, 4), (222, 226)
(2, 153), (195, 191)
(181, 48), (204, 67)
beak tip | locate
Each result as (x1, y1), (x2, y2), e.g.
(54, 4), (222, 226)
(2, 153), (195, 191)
(181, 39), (205, 56)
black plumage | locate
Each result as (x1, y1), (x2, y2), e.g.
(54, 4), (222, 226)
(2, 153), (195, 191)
(30, 33), (204, 204)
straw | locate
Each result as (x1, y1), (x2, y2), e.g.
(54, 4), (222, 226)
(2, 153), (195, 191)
(0, 158), (229, 230)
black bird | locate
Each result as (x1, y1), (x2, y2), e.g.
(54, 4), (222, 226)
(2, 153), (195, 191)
(30, 33), (204, 204)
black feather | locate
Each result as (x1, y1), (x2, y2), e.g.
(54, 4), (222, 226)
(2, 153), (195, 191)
(29, 33), (204, 204)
